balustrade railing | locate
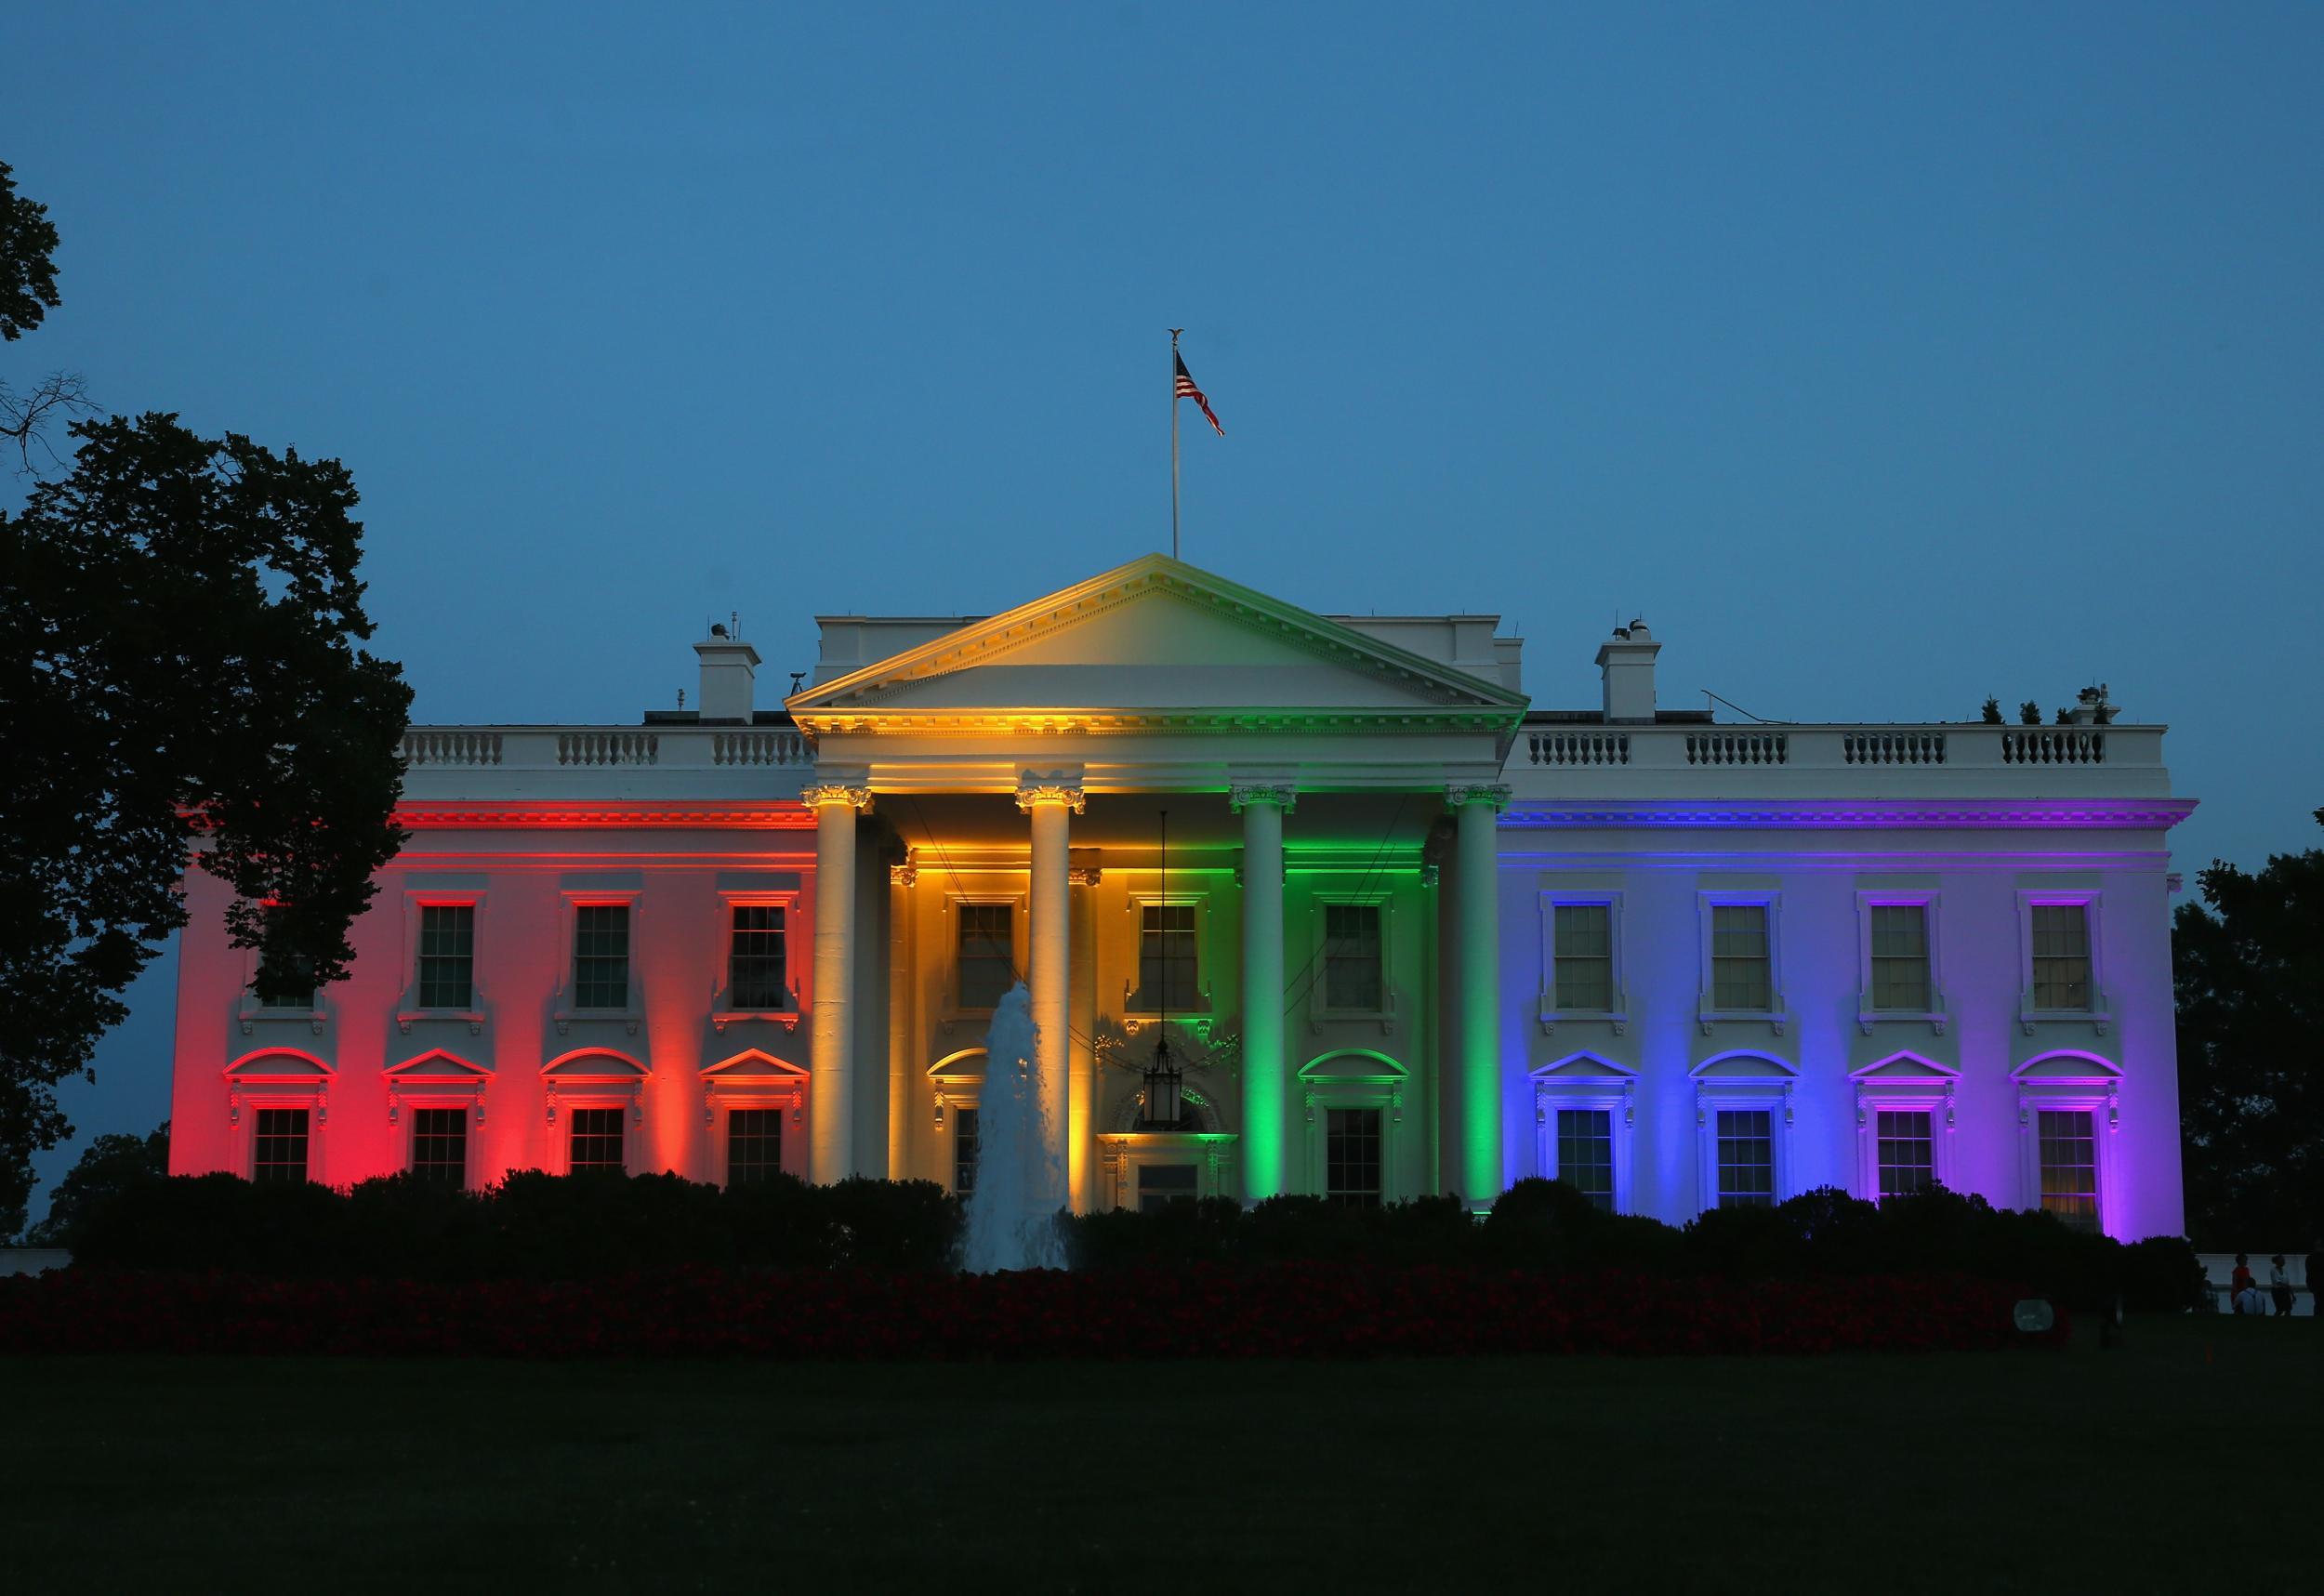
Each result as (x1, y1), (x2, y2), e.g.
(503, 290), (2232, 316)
(400, 725), (811, 772)
(1685, 732), (1788, 766)
(1528, 731), (1629, 766)
(1513, 721), (2154, 778)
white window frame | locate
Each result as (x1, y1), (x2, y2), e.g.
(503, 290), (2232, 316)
(1127, 889), (1212, 1017)
(1095, 1134), (1238, 1211)
(1310, 891), (1396, 1028)
(1696, 890), (1787, 1035)
(1297, 1052), (1407, 1204)
(223, 1049), (335, 1184)
(395, 890), (487, 1035)
(234, 904), (329, 1037)
(703, 1049), (809, 1185)
(712, 889), (803, 1032)
(1531, 1053), (1636, 1213)
(383, 1049), (491, 1187)
(1691, 1053), (1798, 1213)
(541, 1049), (649, 1174)
(553, 890), (644, 1035)
(944, 891), (1026, 1018)
(2016, 890), (2111, 1035)
(1848, 1053), (1961, 1201)
(1538, 890), (1628, 1036)
(928, 1049), (987, 1192)
(2014, 1052), (2122, 1235)
(1855, 890), (1948, 1036)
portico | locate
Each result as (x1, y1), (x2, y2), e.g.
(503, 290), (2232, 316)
(784, 553), (1529, 1207)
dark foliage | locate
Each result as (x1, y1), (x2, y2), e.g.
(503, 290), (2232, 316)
(64, 1170), (2199, 1311)
(1, 414), (411, 1233)
(2173, 811), (2324, 1249)
(2018, 700), (2041, 725)
(22, 1120), (167, 1246)
(0, 160), (59, 341)
(1981, 696), (2004, 724)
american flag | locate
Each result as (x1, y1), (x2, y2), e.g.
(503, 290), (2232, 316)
(1174, 351), (1224, 437)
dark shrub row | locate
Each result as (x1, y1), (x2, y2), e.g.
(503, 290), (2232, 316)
(0, 1263), (2053, 1360)
(73, 1170), (958, 1278)
(66, 1170), (2202, 1310)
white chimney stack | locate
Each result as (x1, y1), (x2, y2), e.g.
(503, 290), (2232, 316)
(693, 628), (760, 722)
(1595, 619), (1659, 723)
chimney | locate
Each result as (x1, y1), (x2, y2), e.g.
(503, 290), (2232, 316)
(693, 627), (760, 722)
(2065, 683), (2115, 726)
(1595, 619), (1659, 723)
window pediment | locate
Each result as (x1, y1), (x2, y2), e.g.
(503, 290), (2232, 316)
(224, 1049), (334, 1081)
(702, 1049), (810, 1082)
(1298, 1049), (1406, 1082)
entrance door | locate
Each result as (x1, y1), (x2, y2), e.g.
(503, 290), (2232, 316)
(1138, 1163), (1198, 1211)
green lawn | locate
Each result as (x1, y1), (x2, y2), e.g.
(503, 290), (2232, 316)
(1, 1314), (2311, 1593)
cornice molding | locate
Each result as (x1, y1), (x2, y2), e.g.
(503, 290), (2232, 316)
(396, 802), (815, 830)
(1497, 798), (2201, 831)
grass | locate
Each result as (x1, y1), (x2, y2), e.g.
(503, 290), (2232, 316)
(1, 1314), (2312, 1593)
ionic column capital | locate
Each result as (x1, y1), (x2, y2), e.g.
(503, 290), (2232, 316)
(1015, 781), (1085, 814)
(1445, 782), (1512, 811)
(1229, 782), (1298, 814)
(802, 783), (874, 811)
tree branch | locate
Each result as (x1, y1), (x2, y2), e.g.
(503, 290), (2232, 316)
(1, 370), (98, 475)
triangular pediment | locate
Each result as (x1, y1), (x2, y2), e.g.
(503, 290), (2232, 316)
(788, 554), (1527, 729)
(385, 1049), (491, 1080)
(703, 1049), (810, 1081)
(1532, 1053), (1638, 1081)
(1850, 1054), (1959, 1082)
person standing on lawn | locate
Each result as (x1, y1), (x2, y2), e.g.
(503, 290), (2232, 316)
(2270, 1255), (2295, 1319)
(2231, 1254), (2258, 1314)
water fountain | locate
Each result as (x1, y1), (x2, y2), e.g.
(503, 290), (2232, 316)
(959, 982), (1067, 1272)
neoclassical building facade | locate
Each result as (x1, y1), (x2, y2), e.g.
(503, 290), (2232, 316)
(167, 554), (2196, 1237)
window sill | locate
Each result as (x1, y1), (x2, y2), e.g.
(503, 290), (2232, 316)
(239, 1004), (328, 1037)
(553, 1009), (642, 1037)
(1856, 1006), (1949, 1037)
(1696, 1008), (1789, 1037)
(2017, 1006), (2112, 1038)
(396, 1009), (486, 1035)
(1538, 1008), (1629, 1037)
(712, 1009), (800, 1034)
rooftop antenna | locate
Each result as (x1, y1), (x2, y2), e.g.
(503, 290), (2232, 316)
(789, 670), (806, 694)
(731, 610), (740, 640)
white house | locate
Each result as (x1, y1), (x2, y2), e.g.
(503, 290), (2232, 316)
(169, 553), (2194, 1237)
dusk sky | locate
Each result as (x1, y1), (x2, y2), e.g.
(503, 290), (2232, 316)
(7, 2), (2319, 1214)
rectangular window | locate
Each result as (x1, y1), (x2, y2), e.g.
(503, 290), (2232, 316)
(1138, 1164), (1199, 1212)
(1325, 1107), (1383, 1207)
(1553, 904), (1613, 1010)
(2031, 904), (2093, 1009)
(728, 905), (788, 1009)
(1869, 904), (1932, 1010)
(952, 1107), (981, 1198)
(1556, 1108), (1615, 1211)
(410, 1107), (468, 1188)
(253, 1108), (310, 1184)
(417, 904), (475, 1009)
(726, 1108), (785, 1185)
(252, 908), (316, 1009)
(568, 1107), (626, 1174)
(573, 905), (630, 1009)
(1710, 905), (1772, 1010)
(1140, 904), (1199, 1011)
(1875, 1109), (1934, 1198)
(1323, 904), (1383, 1010)
(2038, 1110), (2099, 1233)
(1715, 1109), (1774, 1208)
(957, 904), (1013, 1011)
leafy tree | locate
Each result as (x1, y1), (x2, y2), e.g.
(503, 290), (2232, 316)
(1980, 696), (2003, 724)
(0, 414), (412, 1236)
(24, 1121), (166, 1247)
(2018, 700), (2041, 725)
(0, 159), (59, 339)
(2173, 810), (2324, 1248)
(1, 159), (93, 471)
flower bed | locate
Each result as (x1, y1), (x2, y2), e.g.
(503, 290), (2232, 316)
(0, 1264), (2057, 1359)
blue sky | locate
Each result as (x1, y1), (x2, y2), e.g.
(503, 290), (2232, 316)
(7, 2), (2319, 1214)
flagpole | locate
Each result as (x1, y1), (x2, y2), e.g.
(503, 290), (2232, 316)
(1169, 328), (1182, 561)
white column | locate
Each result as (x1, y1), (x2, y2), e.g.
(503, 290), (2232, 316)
(807, 782), (869, 1185)
(1234, 783), (1294, 1200)
(1018, 775), (1082, 1211)
(1450, 784), (1509, 1208)
(1068, 863), (1099, 1213)
(886, 854), (916, 1182)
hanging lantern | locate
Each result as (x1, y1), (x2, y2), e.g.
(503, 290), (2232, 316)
(1143, 1029), (1184, 1129)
